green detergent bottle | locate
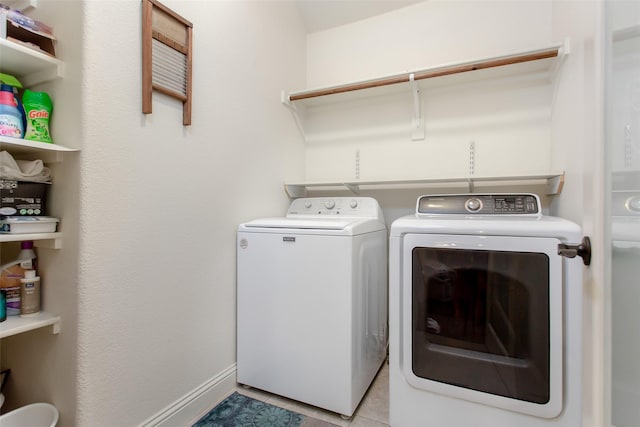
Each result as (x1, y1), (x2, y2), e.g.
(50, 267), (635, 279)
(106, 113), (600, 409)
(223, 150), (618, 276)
(22, 90), (53, 143)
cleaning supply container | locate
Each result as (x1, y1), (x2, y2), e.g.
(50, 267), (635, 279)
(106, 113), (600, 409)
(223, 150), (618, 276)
(0, 90), (23, 138)
(0, 403), (59, 427)
(0, 83), (25, 131)
(20, 270), (40, 317)
(22, 90), (53, 143)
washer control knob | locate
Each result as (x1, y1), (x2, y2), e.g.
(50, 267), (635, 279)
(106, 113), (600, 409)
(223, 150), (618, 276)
(465, 198), (482, 212)
(325, 199), (335, 209)
(350, 199), (358, 209)
(304, 200), (312, 209)
(627, 196), (640, 213)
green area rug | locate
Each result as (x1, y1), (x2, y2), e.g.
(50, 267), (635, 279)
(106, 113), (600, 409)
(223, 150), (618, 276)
(193, 392), (339, 427)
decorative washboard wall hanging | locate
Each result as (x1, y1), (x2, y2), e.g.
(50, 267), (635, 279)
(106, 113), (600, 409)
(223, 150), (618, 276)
(142, 0), (193, 125)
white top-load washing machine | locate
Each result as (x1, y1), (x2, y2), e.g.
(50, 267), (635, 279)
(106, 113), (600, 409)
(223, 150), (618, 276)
(237, 197), (388, 417)
(389, 194), (588, 427)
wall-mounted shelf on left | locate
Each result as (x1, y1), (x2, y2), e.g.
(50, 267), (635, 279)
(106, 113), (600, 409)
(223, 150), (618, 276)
(0, 312), (61, 339)
(1, 136), (79, 163)
(0, 232), (62, 249)
(0, 37), (63, 87)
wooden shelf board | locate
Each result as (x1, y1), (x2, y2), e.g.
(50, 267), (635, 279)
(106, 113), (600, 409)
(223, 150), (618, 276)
(286, 42), (565, 106)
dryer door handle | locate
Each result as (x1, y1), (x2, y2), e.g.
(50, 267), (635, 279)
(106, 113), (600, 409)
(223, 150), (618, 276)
(558, 236), (591, 266)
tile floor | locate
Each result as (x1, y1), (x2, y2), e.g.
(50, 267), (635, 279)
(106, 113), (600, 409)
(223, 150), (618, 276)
(233, 362), (390, 427)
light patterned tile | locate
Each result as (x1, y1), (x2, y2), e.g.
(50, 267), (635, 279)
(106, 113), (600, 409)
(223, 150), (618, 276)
(233, 362), (390, 427)
(348, 415), (389, 427)
(234, 384), (272, 402)
(354, 363), (389, 424)
(265, 394), (351, 427)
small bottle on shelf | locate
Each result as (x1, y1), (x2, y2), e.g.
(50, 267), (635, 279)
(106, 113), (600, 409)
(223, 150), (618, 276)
(0, 240), (37, 316)
(0, 289), (6, 322)
(0, 90), (24, 139)
(20, 270), (40, 317)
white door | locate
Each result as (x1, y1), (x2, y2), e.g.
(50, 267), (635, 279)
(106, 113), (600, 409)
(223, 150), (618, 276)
(605, 2), (640, 426)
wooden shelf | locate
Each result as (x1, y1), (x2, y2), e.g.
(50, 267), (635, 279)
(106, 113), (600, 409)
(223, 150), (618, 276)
(285, 172), (565, 198)
(0, 37), (63, 87)
(0, 311), (61, 339)
(0, 136), (78, 163)
(284, 41), (568, 107)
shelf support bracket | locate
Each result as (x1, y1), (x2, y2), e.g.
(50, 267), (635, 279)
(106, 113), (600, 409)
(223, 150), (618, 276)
(284, 183), (307, 199)
(281, 91), (306, 141)
(546, 173), (565, 195)
(409, 74), (425, 141)
(468, 141), (475, 192)
(344, 183), (360, 194)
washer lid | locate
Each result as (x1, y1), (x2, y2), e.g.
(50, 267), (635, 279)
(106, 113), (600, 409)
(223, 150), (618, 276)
(242, 217), (352, 230)
(240, 216), (385, 235)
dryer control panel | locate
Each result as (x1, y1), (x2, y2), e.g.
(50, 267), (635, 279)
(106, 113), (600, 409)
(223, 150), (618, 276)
(417, 194), (541, 216)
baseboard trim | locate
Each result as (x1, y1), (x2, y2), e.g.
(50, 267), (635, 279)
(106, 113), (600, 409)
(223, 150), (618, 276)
(138, 363), (237, 427)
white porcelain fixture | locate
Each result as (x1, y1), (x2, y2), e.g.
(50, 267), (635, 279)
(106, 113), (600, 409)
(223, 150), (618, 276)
(0, 402), (59, 427)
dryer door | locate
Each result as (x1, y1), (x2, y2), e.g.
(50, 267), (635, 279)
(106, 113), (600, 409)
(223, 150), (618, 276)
(400, 233), (563, 419)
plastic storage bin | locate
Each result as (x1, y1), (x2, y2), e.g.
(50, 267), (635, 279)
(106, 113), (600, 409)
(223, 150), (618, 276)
(0, 216), (59, 234)
(0, 402), (58, 427)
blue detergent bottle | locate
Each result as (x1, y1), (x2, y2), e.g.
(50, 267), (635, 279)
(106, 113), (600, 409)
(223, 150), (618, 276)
(1, 83), (26, 131)
(0, 87), (23, 138)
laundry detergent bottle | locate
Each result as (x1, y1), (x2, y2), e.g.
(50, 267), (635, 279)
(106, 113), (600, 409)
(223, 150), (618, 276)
(22, 90), (53, 143)
(0, 90), (24, 138)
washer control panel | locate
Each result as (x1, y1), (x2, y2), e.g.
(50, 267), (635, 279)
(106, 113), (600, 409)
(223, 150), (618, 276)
(287, 197), (381, 218)
(417, 194), (541, 216)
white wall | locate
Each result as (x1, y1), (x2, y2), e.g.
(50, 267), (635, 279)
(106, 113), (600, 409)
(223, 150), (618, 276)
(306, 0), (552, 88)
(302, 0), (556, 223)
(74, 1), (305, 425)
(301, 0), (556, 189)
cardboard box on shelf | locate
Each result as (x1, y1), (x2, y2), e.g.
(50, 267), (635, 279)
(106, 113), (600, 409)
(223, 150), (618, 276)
(0, 180), (48, 216)
(0, 14), (56, 57)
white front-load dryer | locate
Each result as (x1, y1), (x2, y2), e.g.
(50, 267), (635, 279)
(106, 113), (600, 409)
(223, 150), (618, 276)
(237, 197), (388, 418)
(389, 194), (588, 427)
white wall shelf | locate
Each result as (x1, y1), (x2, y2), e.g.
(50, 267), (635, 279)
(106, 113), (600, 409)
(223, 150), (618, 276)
(284, 172), (565, 198)
(1, 136), (78, 163)
(0, 311), (61, 339)
(0, 37), (63, 87)
(0, 232), (62, 248)
(282, 41), (569, 194)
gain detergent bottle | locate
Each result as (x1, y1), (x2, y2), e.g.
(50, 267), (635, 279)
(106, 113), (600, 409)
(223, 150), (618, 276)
(22, 90), (53, 143)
